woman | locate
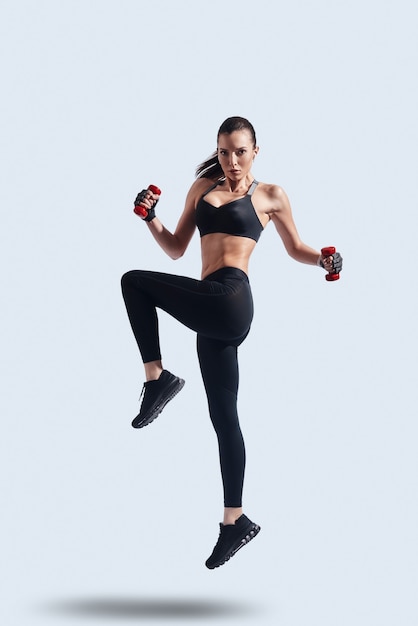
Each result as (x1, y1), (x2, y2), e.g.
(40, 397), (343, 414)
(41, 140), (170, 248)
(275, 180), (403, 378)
(121, 116), (342, 570)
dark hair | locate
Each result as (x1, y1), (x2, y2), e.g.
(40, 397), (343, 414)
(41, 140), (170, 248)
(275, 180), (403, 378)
(195, 116), (257, 179)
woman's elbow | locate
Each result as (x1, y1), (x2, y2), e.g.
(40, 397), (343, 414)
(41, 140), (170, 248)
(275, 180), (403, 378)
(167, 232), (193, 259)
(168, 246), (186, 260)
(286, 242), (307, 263)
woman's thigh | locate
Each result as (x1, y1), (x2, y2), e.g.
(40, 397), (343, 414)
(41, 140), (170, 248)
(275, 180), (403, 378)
(122, 269), (253, 345)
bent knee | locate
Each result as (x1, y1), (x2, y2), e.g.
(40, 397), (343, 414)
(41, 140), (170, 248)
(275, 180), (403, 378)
(121, 269), (139, 290)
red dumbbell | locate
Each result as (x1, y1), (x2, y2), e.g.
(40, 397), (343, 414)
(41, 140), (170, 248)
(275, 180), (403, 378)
(134, 184), (161, 218)
(321, 246), (340, 281)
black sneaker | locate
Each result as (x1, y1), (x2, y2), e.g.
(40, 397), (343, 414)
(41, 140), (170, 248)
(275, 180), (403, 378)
(132, 370), (185, 429)
(205, 514), (260, 569)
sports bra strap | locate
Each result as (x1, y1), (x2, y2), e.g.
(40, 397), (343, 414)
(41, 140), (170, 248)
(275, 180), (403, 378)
(247, 180), (259, 196)
(202, 179), (259, 198)
(202, 181), (222, 198)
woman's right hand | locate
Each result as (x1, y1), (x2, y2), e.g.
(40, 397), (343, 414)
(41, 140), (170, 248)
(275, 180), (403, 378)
(134, 188), (160, 221)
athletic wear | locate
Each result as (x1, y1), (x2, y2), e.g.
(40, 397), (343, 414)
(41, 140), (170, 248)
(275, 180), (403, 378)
(121, 267), (253, 361)
(195, 180), (263, 242)
(121, 267), (253, 507)
(132, 369), (185, 429)
(331, 252), (343, 273)
(205, 514), (261, 569)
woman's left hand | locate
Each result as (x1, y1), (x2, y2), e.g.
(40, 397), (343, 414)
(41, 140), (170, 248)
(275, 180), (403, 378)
(321, 251), (343, 274)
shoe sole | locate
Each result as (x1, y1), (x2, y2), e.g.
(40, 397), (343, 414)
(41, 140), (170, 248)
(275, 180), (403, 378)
(206, 523), (261, 570)
(132, 378), (185, 429)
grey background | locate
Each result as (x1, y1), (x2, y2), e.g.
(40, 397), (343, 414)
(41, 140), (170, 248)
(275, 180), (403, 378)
(1, 0), (417, 624)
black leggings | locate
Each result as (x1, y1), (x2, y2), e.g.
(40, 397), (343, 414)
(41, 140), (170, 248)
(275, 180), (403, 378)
(121, 266), (254, 507)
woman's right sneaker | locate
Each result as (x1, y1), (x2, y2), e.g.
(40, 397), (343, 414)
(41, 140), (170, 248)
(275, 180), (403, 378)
(132, 369), (185, 429)
(205, 513), (260, 569)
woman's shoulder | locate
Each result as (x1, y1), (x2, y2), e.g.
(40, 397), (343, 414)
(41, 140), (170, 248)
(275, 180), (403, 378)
(187, 177), (220, 202)
(192, 176), (221, 190)
(256, 181), (286, 197)
(254, 181), (290, 214)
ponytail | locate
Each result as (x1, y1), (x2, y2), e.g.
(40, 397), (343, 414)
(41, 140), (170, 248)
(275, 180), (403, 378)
(195, 150), (224, 180)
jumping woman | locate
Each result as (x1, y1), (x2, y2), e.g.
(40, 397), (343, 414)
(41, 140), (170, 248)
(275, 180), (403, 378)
(121, 116), (342, 569)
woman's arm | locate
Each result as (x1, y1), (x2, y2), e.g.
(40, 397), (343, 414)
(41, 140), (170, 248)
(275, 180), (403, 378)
(138, 178), (211, 260)
(268, 185), (321, 265)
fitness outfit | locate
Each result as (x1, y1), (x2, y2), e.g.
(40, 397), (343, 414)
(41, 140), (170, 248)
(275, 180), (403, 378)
(121, 180), (263, 508)
(195, 179), (263, 241)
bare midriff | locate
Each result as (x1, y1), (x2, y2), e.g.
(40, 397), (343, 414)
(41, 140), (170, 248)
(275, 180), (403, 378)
(200, 233), (257, 279)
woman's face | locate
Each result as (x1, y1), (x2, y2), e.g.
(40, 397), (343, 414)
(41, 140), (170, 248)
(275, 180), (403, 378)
(217, 130), (258, 180)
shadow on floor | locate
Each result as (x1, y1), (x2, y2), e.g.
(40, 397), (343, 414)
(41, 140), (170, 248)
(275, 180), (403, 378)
(42, 596), (262, 621)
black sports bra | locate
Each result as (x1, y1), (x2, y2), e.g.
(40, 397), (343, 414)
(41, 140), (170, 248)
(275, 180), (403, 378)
(195, 180), (264, 242)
